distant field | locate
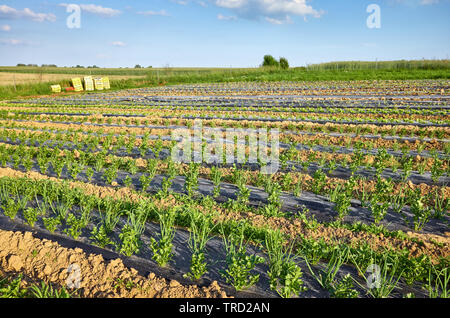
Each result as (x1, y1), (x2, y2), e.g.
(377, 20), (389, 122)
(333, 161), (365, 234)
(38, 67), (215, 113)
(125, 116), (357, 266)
(0, 72), (145, 86)
(0, 66), (248, 77)
(0, 60), (449, 100)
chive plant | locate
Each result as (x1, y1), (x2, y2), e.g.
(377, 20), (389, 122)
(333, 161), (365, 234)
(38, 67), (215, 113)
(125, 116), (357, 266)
(353, 253), (404, 298)
(305, 245), (352, 294)
(90, 204), (120, 248)
(149, 207), (177, 267)
(119, 211), (146, 257)
(220, 224), (264, 291)
(265, 229), (307, 298)
(64, 213), (85, 239)
(427, 266), (448, 298)
(264, 181), (282, 217)
(410, 196), (433, 231)
(369, 178), (393, 224)
(185, 208), (215, 280)
(184, 162), (200, 198)
(431, 187), (449, 219)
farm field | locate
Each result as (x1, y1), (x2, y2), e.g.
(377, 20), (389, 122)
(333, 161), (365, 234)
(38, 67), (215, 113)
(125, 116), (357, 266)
(1, 63), (449, 102)
(0, 79), (448, 299)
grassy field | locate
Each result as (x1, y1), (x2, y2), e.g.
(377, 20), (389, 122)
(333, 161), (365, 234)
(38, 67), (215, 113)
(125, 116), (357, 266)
(2, 59), (448, 75)
(0, 60), (449, 100)
(0, 72), (145, 86)
(307, 59), (449, 71)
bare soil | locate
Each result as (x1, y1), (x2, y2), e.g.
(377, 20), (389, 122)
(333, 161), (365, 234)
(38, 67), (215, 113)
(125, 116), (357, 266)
(0, 228), (228, 298)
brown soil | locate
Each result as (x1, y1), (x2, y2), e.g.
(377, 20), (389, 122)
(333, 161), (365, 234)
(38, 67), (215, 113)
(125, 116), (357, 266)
(0, 229), (228, 298)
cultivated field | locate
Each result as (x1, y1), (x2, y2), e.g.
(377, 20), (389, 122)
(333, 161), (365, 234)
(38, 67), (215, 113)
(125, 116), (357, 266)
(0, 80), (448, 298)
(1, 62), (449, 101)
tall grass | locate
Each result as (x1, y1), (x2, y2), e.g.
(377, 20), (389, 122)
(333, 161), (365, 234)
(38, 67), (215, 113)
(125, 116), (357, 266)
(307, 59), (449, 71)
(0, 79), (73, 100)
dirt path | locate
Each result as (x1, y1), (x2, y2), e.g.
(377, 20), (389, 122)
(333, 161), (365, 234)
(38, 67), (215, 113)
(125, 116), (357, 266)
(0, 228), (228, 298)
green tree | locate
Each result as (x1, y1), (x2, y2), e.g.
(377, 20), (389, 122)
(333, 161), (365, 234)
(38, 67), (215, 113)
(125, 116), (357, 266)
(262, 55), (280, 67)
(279, 57), (289, 70)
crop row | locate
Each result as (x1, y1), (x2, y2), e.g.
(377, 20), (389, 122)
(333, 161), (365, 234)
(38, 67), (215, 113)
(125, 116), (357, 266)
(0, 126), (448, 181)
(1, 111), (449, 140)
(87, 79), (449, 96)
(3, 100), (449, 116)
(2, 108), (448, 125)
(2, 108), (449, 127)
(0, 174), (447, 298)
(0, 123), (448, 183)
(0, 138), (447, 234)
(2, 117), (448, 155)
(0, 122), (448, 180)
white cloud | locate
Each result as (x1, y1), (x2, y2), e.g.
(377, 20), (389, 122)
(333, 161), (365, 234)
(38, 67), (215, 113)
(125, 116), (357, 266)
(0, 24), (11, 31)
(80, 4), (121, 17)
(198, 1), (208, 7)
(0, 5), (56, 22)
(265, 16), (292, 24)
(111, 41), (126, 47)
(214, 0), (323, 23)
(59, 3), (121, 17)
(217, 13), (237, 20)
(138, 10), (170, 16)
(216, 0), (247, 9)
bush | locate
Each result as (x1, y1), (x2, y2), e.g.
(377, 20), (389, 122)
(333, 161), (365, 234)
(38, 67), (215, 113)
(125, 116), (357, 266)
(262, 55), (289, 70)
(262, 55), (280, 67)
(279, 57), (289, 70)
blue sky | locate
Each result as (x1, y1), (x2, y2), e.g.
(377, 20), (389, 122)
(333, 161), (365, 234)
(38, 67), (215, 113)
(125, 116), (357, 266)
(0, 0), (449, 67)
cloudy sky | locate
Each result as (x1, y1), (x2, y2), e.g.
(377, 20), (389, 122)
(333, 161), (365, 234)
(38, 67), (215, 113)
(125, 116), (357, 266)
(0, 0), (449, 67)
